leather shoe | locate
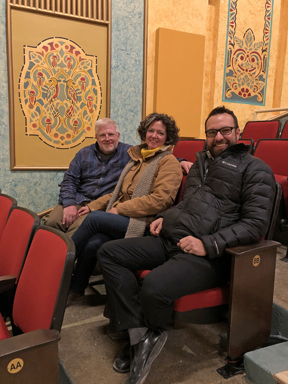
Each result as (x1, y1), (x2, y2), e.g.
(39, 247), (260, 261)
(126, 329), (167, 384)
(113, 342), (131, 373)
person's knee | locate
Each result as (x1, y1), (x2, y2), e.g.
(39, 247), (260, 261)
(85, 240), (103, 261)
(42, 205), (63, 227)
(140, 274), (164, 307)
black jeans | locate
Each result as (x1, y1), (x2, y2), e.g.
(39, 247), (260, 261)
(97, 235), (231, 331)
(70, 211), (130, 294)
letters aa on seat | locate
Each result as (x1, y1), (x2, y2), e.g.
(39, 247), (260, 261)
(0, 226), (75, 384)
(0, 193), (17, 242)
(136, 182), (282, 360)
(0, 206), (40, 317)
(241, 120), (280, 145)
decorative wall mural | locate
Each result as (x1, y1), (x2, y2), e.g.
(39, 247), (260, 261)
(223, 0), (273, 105)
(19, 38), (102, 149)
(7, 1), (110, 170)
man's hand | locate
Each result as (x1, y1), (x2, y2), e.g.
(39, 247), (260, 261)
(180, 161), (193, 175)
(63, 206), (79, 228)
(177, 236), (207, 256)
(150, 218), (163, 236)
(108, 207), (118, 215)
(78, 206), (90, 216)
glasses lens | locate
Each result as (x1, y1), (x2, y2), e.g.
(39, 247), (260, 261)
(206, 130), (217, 138)
(220, 127), (233, 135)
(98, 133), (116, 140)
(206, 127), (233, 138)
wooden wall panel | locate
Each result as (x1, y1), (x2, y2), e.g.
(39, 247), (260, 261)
(154, 28), (205, 138)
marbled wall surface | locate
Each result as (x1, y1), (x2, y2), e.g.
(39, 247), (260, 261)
(0, 0), (144, 212)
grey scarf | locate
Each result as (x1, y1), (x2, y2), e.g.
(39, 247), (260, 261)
(106, 148), (172, 238)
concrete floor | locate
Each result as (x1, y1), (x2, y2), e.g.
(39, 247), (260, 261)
(59, 245), (288, 384)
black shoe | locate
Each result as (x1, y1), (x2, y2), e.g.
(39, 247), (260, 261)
(126, 329), (167, 384)
(107, 324), (129, 340)
(113, 342), (131, 373)
(66, 290), (84, 307)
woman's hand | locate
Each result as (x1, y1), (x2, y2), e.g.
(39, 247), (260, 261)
(78, 206), (91, 216)
(180, 161), (193, 175)
(108, 207), (119, 215)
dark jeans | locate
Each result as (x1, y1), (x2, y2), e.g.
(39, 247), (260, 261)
(70, 211), (130, 294)
(97, 236), (231, 331)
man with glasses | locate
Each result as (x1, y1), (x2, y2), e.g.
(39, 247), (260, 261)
(97, 106), (276, 384)
(43, 118), (131, 236)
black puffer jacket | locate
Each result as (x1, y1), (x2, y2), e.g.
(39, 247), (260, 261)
(160, 144), (276, 259)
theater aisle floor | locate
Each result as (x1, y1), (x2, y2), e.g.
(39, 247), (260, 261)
(59, 245), (288, 384)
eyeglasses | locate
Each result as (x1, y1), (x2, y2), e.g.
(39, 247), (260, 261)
(205, 127), (236, 138)
(97, 133), (118, 140)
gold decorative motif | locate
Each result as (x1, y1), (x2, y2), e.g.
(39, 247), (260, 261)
(19, 37), (102, 149)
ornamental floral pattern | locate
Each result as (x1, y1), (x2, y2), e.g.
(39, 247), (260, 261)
(19, 37), (102, 149)
(223, 0), (273, 105)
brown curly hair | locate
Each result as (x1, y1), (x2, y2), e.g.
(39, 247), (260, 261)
(137, 113), (180, 146)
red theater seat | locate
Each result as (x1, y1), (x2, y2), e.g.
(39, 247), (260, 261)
(173, 139), (206, 163)
(0, 206), (40, 319)
(281, 121), (288, 139)
(241, 120), (280, 145)
(0, 193), (17, 242)
(254, 139), (288, 217)
(0, 226), (75, 384)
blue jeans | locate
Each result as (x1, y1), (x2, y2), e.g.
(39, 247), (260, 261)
(70, 211), (130, 294)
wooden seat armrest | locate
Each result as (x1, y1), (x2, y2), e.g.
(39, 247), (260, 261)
(37, 207), (55, 218)
(0, 329), (60, 384)
(225, 239), (280, 256)
(225, 239), (280, 359)
(0, 275), (16, 294)
(0, 329), (60, 357)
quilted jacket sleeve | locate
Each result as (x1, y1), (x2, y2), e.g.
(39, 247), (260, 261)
(201, 158), (276, 259)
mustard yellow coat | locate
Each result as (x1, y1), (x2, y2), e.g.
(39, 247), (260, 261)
(87, 144), (182, 227)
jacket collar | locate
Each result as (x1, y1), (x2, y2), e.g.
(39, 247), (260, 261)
(128, 144), (173, 161)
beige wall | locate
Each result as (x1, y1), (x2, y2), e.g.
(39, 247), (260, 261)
(145, 0), (287, 137)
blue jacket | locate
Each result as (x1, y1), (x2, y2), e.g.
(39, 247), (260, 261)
(59, 142), (131, 207)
